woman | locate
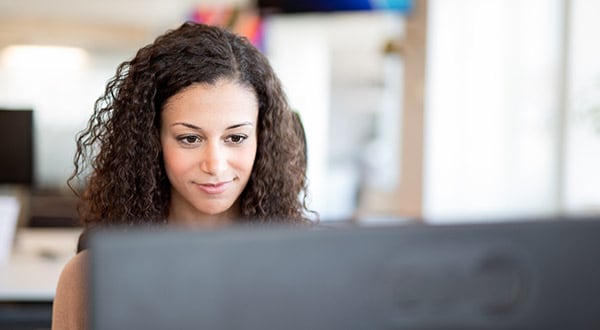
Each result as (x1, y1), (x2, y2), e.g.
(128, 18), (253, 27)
(52, 22), (314, 329)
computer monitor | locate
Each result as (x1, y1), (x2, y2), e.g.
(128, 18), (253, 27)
(88, 217), (600, 330)
(0, 109), (34, 185)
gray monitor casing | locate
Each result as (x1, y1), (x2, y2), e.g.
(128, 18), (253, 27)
(88, 219), (600, 330)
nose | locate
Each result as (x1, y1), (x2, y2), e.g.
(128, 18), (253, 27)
(200, 142), (227, 176)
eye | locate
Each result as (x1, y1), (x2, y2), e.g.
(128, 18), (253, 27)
(225, 134), (248, 144)
(177, 135), (201, 145)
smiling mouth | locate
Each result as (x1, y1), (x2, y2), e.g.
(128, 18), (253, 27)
(195, 180), (233, 194)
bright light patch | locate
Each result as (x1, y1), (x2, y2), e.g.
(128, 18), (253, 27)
(1, 45), (89, 70)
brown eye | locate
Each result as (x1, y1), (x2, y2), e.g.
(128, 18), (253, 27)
(226, 134), (247, 144)
(184, 136), (198, 143)
(177, 135), (201, 145)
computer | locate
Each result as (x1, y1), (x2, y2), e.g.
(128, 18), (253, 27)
(0, 109), (34, 186)
(88, 217), (600, 329)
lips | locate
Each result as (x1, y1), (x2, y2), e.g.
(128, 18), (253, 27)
(195, 180), (232, 194)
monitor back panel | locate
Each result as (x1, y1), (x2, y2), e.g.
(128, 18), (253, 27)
(89, 219), (600, 330)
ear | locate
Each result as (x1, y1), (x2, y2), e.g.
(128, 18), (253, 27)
(292, 110), (307, 161)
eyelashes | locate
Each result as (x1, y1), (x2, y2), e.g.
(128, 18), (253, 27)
(225, 134), (248, 144)
(176, 134), (249, 147)
(178, 135), (201, 145)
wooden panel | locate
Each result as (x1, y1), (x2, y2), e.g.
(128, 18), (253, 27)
(396, 0), (428, 218)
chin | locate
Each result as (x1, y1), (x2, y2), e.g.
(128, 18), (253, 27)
(196, 204), (235, 217)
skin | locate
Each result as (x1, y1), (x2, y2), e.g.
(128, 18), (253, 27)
(52, 79), (259, 329)
(52, 251), (88, 330)
(161, 79), (259, 226)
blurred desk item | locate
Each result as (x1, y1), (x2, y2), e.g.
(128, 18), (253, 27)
(28, 190), (79, 227)
(0, 228), (81, 329)
(0, 195), (20, 265)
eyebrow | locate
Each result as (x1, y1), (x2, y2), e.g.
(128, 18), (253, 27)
(171, 121), (253, 130)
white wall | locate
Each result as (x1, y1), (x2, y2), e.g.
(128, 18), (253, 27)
(424, 0), (565, 222)
(0, 47), (127, 188)
(565, 0), (600, 214)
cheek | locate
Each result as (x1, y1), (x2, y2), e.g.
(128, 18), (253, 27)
(162, 146), (190, 178)
(237, 144), (258, 174)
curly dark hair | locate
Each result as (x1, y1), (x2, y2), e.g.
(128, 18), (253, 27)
(69, 22), (314, 230)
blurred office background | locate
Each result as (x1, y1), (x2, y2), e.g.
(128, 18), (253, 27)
(0, 0), (599, 226)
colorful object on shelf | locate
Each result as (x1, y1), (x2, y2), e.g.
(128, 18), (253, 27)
(189, 6), (265, 51)
(257, 0), (413, 13)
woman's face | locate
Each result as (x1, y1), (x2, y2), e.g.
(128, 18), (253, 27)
(160, 79), (259, 224)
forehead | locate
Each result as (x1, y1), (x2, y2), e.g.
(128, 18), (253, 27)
(161, 80), (258, 124)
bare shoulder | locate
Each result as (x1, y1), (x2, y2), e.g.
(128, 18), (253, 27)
(52, 250), (89, 330)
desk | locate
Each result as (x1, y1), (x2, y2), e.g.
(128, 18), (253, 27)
(0, 228), (80, 301)
(0, 228), (81, 328)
